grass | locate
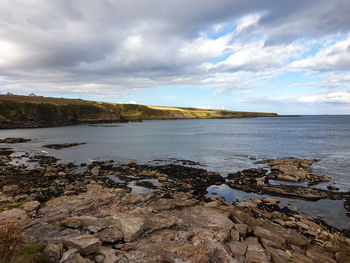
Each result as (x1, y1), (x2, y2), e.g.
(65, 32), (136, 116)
(0, 220), (48, 263)
(177, 227), (190, 232)
(0, 203), (24, 212)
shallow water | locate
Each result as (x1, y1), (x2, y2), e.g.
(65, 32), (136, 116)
(1, 115), (350, 227)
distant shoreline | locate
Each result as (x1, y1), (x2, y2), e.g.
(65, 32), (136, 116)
(0, 94), (278, 129)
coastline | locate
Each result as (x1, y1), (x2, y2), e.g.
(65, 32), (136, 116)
(1, 144), (350, 262)
(0, 94), (278, 129)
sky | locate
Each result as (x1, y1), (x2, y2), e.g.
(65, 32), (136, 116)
(0, 1), (350, 114)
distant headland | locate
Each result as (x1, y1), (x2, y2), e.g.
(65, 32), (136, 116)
(0, 94), (278, 129)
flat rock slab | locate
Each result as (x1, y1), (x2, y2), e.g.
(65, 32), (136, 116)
(0, 208), (29, 222)
(113, 214), (145, 242)
(64, 234), (101, 255)
(96, 227), (123, 243)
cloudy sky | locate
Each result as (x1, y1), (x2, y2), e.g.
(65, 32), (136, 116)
(0, 0), (350, 114)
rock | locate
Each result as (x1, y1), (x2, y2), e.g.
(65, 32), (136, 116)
(2, 185), (18, 195)
(226, 240), (247, 257)
(100, 247), (118, 263)
(306, 248), (336, 263)
(43, 243), (63, 263)
(60, 248), (91, 263)
(254, 226), (286, 247)
(43, 143), (86, 150)
(262, 198), (280, 205)
(291, 252), (313, 263)
(335, 251), (350, 263)
(264, 246), (289, 263)
(234, 224), (250, 239)
(156, 255), (176, 263)
(0, 137), (31, 144)
(64, 234), (101, 255)
(144, 214), (177, 233)
(158, 176), (168, 182)
(96, 227), (123, 243)
(230, 229), (240, 241)
(327, 185), (339, 191)
(91, 167), (100, 176)
(62, 217), (82, 229)
(245, 241), (270, 263)
(0, 208), (29, 222)
(94, 255), (105, 263)
(22, 201), (40, 212)
(261, 238), (284, 250)
(58, 171), (66, 176)
(113, 214), (145, 242)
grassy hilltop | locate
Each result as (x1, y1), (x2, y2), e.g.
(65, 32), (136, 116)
(0, 94), (278, 128)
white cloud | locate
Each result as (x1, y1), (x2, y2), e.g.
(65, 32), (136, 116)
(290, 37), (350, 71)
(298, 92), (350, 103)
(235, 13), (261, 34)
(206, 40), (305, 72)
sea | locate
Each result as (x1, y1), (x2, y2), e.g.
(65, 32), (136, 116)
(1, 115), (350, 228)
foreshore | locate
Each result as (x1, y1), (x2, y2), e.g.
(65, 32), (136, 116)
(1, 142), (350, 262)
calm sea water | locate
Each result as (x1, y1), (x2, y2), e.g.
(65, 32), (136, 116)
(1, 115), (350, 227)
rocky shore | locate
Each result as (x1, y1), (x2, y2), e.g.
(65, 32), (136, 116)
(0, 143), (350, 262)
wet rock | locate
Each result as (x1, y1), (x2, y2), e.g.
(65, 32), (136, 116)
(327, 185), (339, 191)
(262, 198), (280, 206)
(266, 158), (329, 185)
(29, 154), (59, 165)
(0, 137), (31, 143)
(43, 142), (86, 149)
(64, 234), (101, 255)
(135, 180), (157, 189)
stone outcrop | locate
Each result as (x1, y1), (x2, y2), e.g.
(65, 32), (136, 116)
(0, 137), (31, 143)
(43, 143), (86, 150)
(1, 152), (350, 262)
(266, 158), (330, 185)
(64, 235), (101, 255)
